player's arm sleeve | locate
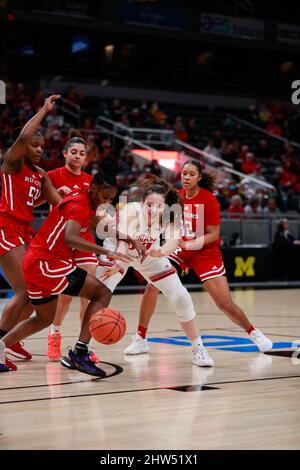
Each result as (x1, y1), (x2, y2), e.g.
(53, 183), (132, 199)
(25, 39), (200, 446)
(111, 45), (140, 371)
(60, 202), (87, 225)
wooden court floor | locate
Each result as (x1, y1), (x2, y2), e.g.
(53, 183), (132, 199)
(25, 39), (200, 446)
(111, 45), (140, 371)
(0, 288), (300, 450)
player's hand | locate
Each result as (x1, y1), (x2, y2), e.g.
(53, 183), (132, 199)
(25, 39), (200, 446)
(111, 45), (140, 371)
(98, 265), (123, 280)
(111, 251), (133, 263)
(128, 239), (147, 263)
(43, 95), (61, 113)
(57, 185), (71, 196)
(146, 248), (164, 258)
(178, 239), (188, 250)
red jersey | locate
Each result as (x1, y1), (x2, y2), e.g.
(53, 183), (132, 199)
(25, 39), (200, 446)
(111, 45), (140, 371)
(47, 166), (92, 192)
(178, 187), (221, 254)
(0, 164), (43, 225)
(28, 190), (95, 261)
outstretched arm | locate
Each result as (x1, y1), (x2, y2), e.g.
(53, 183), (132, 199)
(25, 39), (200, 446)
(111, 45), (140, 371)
(64, 219), (131, 263)
(92, 205), (147, 260)
(2, 95), (61, 172)
(147, 223), (181, 258)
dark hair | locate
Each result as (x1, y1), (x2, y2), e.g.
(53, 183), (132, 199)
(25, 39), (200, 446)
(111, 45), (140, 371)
(13, 126), (45, 141)
(64, 129), (86, 150)
(138, 176), (183, 225)
(277, 218), (288, 233)
(100, 157), (119, 178)
(92, 170), (117, 188)
(182, 159), (216, 193)
(33, 127), (45, 139)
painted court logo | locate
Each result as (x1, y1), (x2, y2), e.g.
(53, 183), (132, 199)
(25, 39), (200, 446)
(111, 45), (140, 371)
(0, 80), (5, 104)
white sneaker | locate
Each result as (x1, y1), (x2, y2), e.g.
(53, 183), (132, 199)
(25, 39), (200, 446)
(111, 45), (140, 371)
(192, 345), (214, 367)
(250, 329), (273, 352)
(124, 333), (150, 355)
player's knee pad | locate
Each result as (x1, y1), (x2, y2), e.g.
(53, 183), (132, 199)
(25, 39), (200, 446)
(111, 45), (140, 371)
(169, 287), (196, 323)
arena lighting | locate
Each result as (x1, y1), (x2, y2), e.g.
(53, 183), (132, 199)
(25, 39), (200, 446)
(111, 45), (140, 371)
(132, 149), (182, 171)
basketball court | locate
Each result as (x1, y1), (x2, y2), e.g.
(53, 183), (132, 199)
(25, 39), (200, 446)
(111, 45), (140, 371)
(1, 288), (299, 450)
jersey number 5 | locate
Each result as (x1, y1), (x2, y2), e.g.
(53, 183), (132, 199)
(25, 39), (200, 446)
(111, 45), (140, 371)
(27, 186), (41, 206)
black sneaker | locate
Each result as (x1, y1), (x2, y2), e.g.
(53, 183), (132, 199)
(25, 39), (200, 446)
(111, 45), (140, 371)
(61, 349), (106, 377)
(0, 362), (10, 372)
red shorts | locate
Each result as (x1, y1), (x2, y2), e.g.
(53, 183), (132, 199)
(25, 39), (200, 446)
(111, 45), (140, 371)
(169, 247), (226, 283)
(0, 222), (33, 257)
(23, 252), (76, 300)
(72, 230), (98, 267)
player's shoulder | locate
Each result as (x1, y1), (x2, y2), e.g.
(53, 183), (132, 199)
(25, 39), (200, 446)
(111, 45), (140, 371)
(83, 171), (93, 182)
(47, 166), (64, 177)
(199, 187), (217, 202)
(59, 189), (88, 209)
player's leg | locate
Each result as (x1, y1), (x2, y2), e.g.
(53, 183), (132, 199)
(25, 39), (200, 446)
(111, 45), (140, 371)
(124, 283), (159, 355)
(139, 258), (213, 366)
(78, 263), (98, 361)
(125, 259), (182, 355)
(0, 246), (33, 364)
(203, 275), (272, 352)
(47, 263), (97, 362)
(0, 245), (31, 333)
(61, 267), (125, 376)
(46, 294), (72, 361)
(151, 272), (214, 366)
(0, 297), (58, 372)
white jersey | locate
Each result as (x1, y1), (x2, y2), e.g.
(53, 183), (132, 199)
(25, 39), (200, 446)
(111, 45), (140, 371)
(105, 202), (163, 265)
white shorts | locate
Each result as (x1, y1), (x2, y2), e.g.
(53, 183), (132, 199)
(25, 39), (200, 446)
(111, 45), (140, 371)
(97, 254), (177, 292)
(97, 241), (196, 323)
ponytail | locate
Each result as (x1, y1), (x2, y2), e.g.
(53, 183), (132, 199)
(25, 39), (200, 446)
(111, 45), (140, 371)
(64, 129), (86, 150)
(200, 172), (216, 193)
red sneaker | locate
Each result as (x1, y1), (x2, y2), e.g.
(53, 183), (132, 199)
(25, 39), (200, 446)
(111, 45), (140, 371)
(6, 341), (32, 360)
(5, 356), (17, 371)
(47, 332), (62, 361)
(89, 351), (100, 364)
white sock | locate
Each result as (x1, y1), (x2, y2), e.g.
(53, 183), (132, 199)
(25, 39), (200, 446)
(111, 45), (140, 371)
(191, 336), (204, 349)
(50, 324), (60, 335)
(88, 338), (95, 351)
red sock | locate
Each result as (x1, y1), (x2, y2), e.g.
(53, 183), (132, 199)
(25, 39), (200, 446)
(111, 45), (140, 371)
(246, 325), (255, 335)
(138, 325), (147, 339)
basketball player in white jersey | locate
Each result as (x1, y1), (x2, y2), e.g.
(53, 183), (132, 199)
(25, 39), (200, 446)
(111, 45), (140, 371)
(96, 178), (214, 367)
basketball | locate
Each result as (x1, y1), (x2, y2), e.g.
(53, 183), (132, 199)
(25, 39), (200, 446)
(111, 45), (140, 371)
(89, 308), (126, 345)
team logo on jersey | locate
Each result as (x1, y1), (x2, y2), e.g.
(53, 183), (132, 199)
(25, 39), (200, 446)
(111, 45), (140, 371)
(25, 176), (42, 187)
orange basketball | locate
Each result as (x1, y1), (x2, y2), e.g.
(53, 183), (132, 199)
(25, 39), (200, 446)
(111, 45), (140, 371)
(89, 308), (126, 345)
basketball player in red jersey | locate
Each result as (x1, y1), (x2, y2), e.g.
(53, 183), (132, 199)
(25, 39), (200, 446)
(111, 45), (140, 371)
(0, 95), (63, 370)
(124, 160), (273, 355)
(44, 132), (100, 362)
(0, 171), (137, 375)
